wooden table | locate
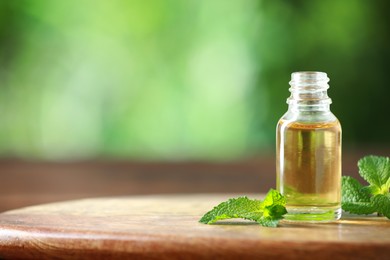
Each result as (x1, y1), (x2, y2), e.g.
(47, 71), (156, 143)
(0, 194), (389, 259)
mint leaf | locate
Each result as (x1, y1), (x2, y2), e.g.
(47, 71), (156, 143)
(341, 176), (376, 214)
(260, 187), (286, 210)
(342, 155), (390, 219)
(199, 189), (287, 227)
(199, 196), (262, 224)
(342, 176), (371, 201)
(371, 194), (390, 218)
(358, 155), (390, 195)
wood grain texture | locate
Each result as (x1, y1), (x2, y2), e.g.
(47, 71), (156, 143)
(0, 194), (389, 259)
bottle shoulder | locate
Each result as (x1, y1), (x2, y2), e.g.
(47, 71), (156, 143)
(277, 110), (341, 128)
(277, 119), (341, 131)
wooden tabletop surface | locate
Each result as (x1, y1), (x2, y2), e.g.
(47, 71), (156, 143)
(0, 194), (389, 259)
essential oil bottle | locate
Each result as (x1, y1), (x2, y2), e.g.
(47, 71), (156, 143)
(276, 71), (341, 222)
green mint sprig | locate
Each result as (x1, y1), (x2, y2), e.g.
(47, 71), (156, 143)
(199, 189), (287, 227)
(342, 155), (390, 218)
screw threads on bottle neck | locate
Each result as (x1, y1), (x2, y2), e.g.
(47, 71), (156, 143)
(287, 71), (332, 111)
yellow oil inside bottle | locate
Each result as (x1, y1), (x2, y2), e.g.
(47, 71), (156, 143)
(276, 119), (341, 222)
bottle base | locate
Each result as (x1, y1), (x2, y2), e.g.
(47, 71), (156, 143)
(283, 207), (341, 223)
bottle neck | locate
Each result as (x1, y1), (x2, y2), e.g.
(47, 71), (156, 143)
(287, 71), (331, 112)
(288, 104), (330, 112)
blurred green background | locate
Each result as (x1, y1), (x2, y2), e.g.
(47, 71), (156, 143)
(0, 0), (389, 160)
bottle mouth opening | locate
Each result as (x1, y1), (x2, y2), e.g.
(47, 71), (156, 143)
(291, 71), (327, 77)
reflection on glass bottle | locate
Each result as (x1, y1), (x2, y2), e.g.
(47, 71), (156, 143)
(276, 72), (341, 222)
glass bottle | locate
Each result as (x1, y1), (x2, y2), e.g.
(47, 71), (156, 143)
(276, 71), (341, 222)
